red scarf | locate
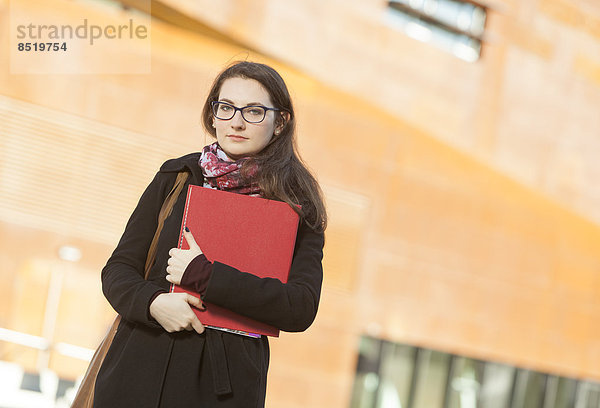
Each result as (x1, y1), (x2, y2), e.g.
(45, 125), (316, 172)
(199, 142), (261, 196)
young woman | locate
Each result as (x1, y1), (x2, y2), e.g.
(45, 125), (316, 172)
(93, 61), (327, 407)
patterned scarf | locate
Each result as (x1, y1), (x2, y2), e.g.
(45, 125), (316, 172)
(199, 142), (261, 196)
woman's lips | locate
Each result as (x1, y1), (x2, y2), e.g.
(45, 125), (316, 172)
(227, 135), (248, 141)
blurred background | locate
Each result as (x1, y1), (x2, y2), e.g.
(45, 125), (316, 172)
(1, 0), (600, 407)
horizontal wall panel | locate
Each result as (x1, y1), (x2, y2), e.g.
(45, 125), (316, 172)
(0, 95), (187, 245)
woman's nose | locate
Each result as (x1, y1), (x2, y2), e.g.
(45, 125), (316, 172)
(230, 110), (246, 128)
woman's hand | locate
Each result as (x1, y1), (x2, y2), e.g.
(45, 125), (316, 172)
(149, 292), (205, 334)
(166, 228), (203, 285)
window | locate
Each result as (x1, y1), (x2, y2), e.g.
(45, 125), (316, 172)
(385, 0), (487, 62)
(351, 336), (600, 408)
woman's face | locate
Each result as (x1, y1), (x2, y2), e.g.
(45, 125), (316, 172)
(213, 77), (281, 160)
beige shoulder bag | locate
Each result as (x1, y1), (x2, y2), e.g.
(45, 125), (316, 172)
(71, 171), (189, 408)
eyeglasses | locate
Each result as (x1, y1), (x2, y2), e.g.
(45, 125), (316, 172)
(211, 101), (280, 124)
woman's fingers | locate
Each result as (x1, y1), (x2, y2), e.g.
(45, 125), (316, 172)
(166, 236), (202, 283)
(165, 274), (182, 285)
(167, 258), (183, 269)
(166, 263), (180, 274)
(167, 255), (182, 267)
(182, 317), (205, 334)
(191, 318), (205, 334)
(185, 294), (204, 310)
(149, 293), (205, 334)
(183, 228), (201, 252)
(165, 259), (184, 284)
(183, 300), (205, 333)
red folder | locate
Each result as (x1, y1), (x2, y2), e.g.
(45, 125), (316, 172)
(170, 185), (299, 337)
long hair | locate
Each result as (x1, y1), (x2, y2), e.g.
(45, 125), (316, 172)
(201, 61), (327, 232)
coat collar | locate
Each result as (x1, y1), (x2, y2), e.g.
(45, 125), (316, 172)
(159, 152), (204, 182)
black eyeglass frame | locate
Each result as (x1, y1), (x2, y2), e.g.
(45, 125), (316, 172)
(211, 101), (281, 124)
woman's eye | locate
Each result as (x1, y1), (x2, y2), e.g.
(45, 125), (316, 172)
(247, 108), (264, 116)
(220, 104), (233, 112)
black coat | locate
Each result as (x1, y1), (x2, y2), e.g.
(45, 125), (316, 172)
(93, 153), (324, 408)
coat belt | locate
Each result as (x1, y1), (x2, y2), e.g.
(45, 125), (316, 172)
(206, 329), (232, 396)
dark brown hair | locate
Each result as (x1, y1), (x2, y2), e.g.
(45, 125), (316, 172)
(201, 61), (327, 232)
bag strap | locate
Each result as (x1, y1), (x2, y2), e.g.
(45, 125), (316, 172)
(144, 171), (189, 279)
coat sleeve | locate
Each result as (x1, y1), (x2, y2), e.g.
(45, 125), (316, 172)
(202, 222), (324, 332)
(101, 171), (174, 327)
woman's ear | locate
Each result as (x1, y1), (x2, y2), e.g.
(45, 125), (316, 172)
(275, 111), (290, 134)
